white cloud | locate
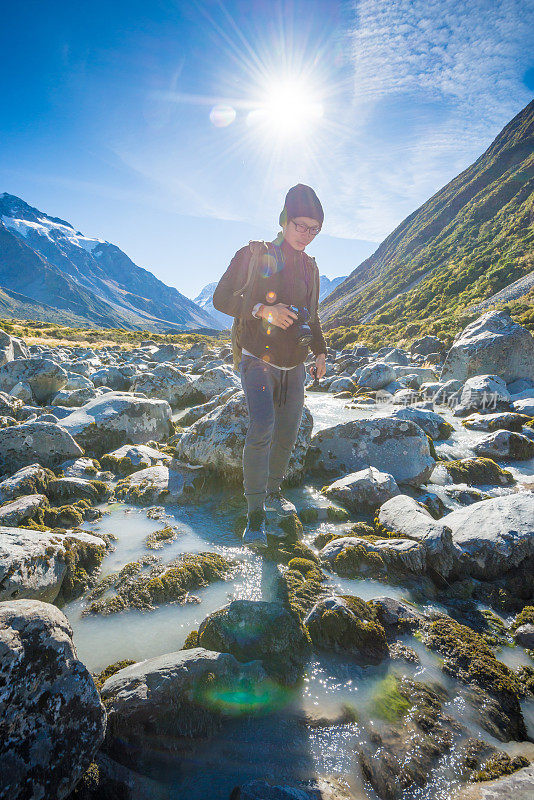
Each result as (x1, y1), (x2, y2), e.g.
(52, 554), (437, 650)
(324, 0), (534, 241)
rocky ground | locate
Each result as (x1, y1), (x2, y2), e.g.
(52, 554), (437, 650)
(0, 309), (533, 800)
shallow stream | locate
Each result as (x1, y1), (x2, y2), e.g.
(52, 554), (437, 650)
(62, 393), (534, 799)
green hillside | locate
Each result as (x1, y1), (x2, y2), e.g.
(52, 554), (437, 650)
(321, 99), (534, 350)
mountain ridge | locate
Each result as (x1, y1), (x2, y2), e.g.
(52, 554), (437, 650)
(320, 98), (534, 347)
(0, 193), (223, 332)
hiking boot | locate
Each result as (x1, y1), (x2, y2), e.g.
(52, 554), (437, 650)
(265, 489), (297, 516)
(242, 508), (268, 548)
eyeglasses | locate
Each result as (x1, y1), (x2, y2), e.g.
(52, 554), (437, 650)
(290, 219), (322, 236)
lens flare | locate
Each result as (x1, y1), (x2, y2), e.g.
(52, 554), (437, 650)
(209, 104), (236, 127)
(197, 677), (292, 716)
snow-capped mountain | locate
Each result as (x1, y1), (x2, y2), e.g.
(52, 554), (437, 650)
(194, 282), (233, 329)
(0, 193), (223, 332)
(193, 272), (347, 327)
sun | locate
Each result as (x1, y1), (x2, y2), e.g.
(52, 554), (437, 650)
(247, 78), (324, 140)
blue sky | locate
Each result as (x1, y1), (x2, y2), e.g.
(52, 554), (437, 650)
(1, 0), (533, 299)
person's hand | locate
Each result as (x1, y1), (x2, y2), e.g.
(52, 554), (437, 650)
(310, 353), (326, 379)
(260, 303), (298, 329)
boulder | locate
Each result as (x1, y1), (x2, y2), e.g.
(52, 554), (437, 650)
(178, 386), (241, 426)
(321, 535), (425, 577)
(441, 310), (534, 383)
(0, 599), (106, 800)
(90, 367), (131, 391)
(51, 387), (98, 407)
(461, 411), (531, 432)
(175, 392), (312, 483)
(514, 624), (534, 649)
(59, 393), (172, 456)
(323, 467), (400, 511)
(0, 328), (29, 365)
(455, 375), (512, 415)
(0, 357), (68, 403)
(0, 493), (48, 526)
(0, 527), (106, 603)
(114, 464), (198, 505)
(0, 463), (54, 501)
(304, 595), (389, 663)
(132, 364), (197, 407)
(306, 415), (435, 486)
(451, 765), (534, 800)
(444, 493), (534, 579)
(370, 596), (424, 629)
(100, 444), (172, 475)
(411, 335), (446, 356)
(389, 406), (453, 440)
(473, 430), (534, 460)
(197, 599), (311, 683)
(376, 495), (455, 577)
(357, 362), (397, 390)
(100, 647), (267, 743)
(191, 365), (240, 401)
(0, 421), (83, 472)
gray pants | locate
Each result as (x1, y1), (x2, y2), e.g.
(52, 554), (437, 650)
(240, 354), (306, 513)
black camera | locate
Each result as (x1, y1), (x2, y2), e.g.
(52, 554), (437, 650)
(287, 305), (313, 347)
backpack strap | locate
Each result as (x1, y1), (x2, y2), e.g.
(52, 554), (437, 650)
(232, 240), (269, 299)
(303, 253), (319, 319)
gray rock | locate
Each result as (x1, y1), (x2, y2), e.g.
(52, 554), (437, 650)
(51, 387), (98, 407)
(451, 765), (534, 800)
(473, 429), (534, 460)
(60, 392), (172, 456)
(101, 647), (267, 742)
(0, 463), (54, 501)
(357, 362), (397, 389)
(514, 624), (534, 649)
(0, 420), (83, 472)
(91, 366), (131, 391)
(0, 328), (29, 365)
(411, 335), (446, 356)
(115, 464), (197, 504)
(197, 600), (311, 683)
(441, 310), (534, 383)
(445, 493), (534, 579)
(102, 444), (172, 471)
(307, 415), (435, 486)
(0, 528), (106, 602)
(370, 596), (424, 628)
(377, 495), (455, 577)
(455, 374), (512, 415)
(132, 364), (197, 407)
(0, 493), (48, 526)
(0, 357), (68, 403)
(0, 599), (106, 800)
(323, 467), (400, 511)
(191, 365), (241, 401)
(10, 381), (33, 402)
(389, 406), (452, 440)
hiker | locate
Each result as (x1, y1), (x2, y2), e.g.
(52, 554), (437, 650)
(213, 183), (328, 547)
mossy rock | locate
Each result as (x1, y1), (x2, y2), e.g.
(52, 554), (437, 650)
(145, 525), (178, 550)
(287, 557), (318, 575)
(512, 605), (534, 631)
(58, 536), (106, 602)
(277, 513), (303, 539)
(87, 552), (232, 614)
(472, 752), (529, 782)
(305, 594), (389, 664)
(263, 537), (319, 567)
(278, 565), (326, 623)
(94, 659), (136, 692)
(442, 457), (515, 486)
(425, 616), (526, 741)
(100, 454), (140, 476)
(182, 630), (200, 650)
(299, 507), (319, 523)
(332, 543), (385, 578)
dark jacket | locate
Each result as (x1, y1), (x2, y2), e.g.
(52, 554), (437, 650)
(213, 239), (327, 368)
